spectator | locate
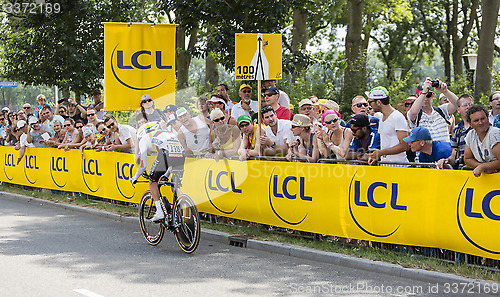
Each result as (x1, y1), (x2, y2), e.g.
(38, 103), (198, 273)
(298, 99), (314, 122)
(207, 95), (236, 125)
(165, 114), (181, 135)
(448, 94), (474, 168)
(260, 105), (294, 156)
(262, 86), (290, 120)
(79, 127), (98, 158)
(195, 97), (211, 125)
(15, 120), (34, 165)
(2, 106), (10, 118)
(407, 78), (459, 142)
(345, 95), (380, 131)
(66, 98), (87, 123)
(56, 105), (69, 119)
(366, 87), (409, 164)
(40, 106), (65, 137)
(16, 109), (27, 122)
(231, 84), (258, 122)
(85, 106), (100, 132)
(315, 110), (353, 159)
(7, 111), (17, 128)
(176, 107), (211, 156)
(58, 118), (82, 150)
(320, 99), (347, 127)
(103, 115), (136, 153)
(217, 83), (235, 114)
(0, 114), (6, 144)
(22, 103), (33, 117)
(488, 91), (500, 125)
(287, 114), (319, 162)
(403, 127), (452, 165)
(251, 92), (269, 123)
(464, 105), (500, 177)
(209, 108), (241, 161)
(27, 116), (49, 148)
(95, 121), (113, 150)
(396, 96), (416, 121)
(87, 90), (105, 119)
(438, 93), (456, 134)
(345, 114), (381, 161)
(263, 79), (290, 108)
(237, 115), (265, 160)
(164, 104), (177, 119)
(5, 124), (19, 146)
(41, 120), (65, 147)
(137, 94), (167, 125)
(35, 94), (50, 115)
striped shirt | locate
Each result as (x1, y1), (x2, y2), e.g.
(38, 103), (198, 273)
(450, 121), (472, 159)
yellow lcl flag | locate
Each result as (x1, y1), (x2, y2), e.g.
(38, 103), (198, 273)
(104, 23), (176, 111)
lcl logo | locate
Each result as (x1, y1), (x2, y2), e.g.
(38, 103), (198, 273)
(81, 158), (101, 193)
(111, 44), (173, 90)
(204, 167), (242, 214)
(4, 153), (15, 180)
(349, 173), (407, 238)
(115, 162), (136, 199)
(268, 168), (311, 226)
(24, 155), (39, 184)
(457, 179), (500, 255)
(50, 156), (69, 188)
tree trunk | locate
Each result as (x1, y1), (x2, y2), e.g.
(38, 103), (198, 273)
(475, 0), (500, 97)
(344, 0), (366, 103)
(205, 52), (219, 92)
(175, 23), (199, 91)
(451, 0), (479, 81)
(291, 9), (308, 82)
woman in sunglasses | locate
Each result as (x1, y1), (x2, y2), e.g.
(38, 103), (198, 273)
(137, 94), (167, 126)
(58, 118), (83, 151)
(315, 110), (353, 159)
(209, 108), (241, 161)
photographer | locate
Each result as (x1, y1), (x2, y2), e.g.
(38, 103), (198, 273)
(407, 77), (459, 142)
(63, 97), (87, 124)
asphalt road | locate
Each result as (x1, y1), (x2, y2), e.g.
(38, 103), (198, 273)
(0, 195), (496, 297)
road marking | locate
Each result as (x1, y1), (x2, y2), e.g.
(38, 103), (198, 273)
(74, 289), (105, 297)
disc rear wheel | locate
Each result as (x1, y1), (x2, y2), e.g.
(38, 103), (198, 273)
(139, 191), (165, 246)
(173, 194), (200, 253)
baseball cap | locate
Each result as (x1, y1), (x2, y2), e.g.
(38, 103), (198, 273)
(210, 108), (225, 120)
(16, 120), (26, 129)
(298, 99), (313, 108)
(416, 84), (434, 96)
(82, 126), (94, 137)
(2, 107), (10, 112)
(239, 84), (252, 91)
(368, 87), (389, 100)
(350, 114), (370, 128)
(176, 107), (188, 117)
(403, 127), (432, 143)
(141, 94), (152, 102)
(262, 86), (279, 94)
(315, 99), (327, 106)
(321, 100), (339, 111)
(167, 114), (177, 126)
(237, 115), (252, 126)
(207, 96), (227, 107)
(28, 116), (38, 124)
(164, 104), (177, 112)
(291, 114), (312, 127)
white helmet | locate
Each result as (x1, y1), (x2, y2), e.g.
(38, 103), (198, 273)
(137, 121), (159, 142)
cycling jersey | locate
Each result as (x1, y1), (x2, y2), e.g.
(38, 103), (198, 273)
(131, 130), (185, 183)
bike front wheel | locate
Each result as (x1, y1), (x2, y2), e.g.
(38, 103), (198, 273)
(173, 194), (200, 253)
(139, 191), (165, 246)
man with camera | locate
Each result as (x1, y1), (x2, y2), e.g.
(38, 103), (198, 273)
(407, 77), (459, 142)
(56, 97), (87, 124)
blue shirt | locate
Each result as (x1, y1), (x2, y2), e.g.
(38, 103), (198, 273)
(345, 115), (379, 132)
(494, 114), (500, 129)
(349, 132), (381, 152)
(418, 141), (452, 163)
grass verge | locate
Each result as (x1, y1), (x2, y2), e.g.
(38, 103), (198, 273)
(0, 182), (498, 282)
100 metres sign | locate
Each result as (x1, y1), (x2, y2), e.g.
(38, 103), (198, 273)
(235, 33), (282, 81)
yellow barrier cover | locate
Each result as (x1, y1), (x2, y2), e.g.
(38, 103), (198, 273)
(2, 147), (499, 260)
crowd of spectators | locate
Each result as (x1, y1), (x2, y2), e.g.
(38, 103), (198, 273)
(4, 78), (500, 177)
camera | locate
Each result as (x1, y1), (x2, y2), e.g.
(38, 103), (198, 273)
(58, 98), (68, 104)
(431, 79), (440, 88)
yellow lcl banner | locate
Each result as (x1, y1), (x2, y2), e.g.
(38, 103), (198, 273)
(235, 33), (282, 80)
(104, 23), (176, 111)
(1, 146), (499, 260)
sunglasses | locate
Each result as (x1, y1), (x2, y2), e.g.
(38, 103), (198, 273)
(239, 122), (250, 128)
(300, 106), (312, 111)
(242, 90), (251, 94)
(142, 99), (153, 103)
(213, 117), (225, 123)
(353, 103), (368, 108)
(351, 127), (361, 133)
(87, 113), (96, 117)
(76, 126), (83, 129)
(263, 93), (276, 97)
(324, 118), (339, 124)
(106, 122), (115, 129)
(23, 106), (30, 109)
(64, 124), (71, 127)
(461, 102), (473, 107)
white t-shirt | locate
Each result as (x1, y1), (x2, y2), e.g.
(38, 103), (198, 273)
(20, 133), (35, 148)
(379, 110), (408, 163)
(231, 100), (259, 122)
(465, 126), (500, 163)
(265, 119), (295, 147)
(408, 104), (450, 142)
(117, 124), (136, 147)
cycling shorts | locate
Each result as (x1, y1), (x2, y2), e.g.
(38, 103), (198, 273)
(149, 149), (186, 182)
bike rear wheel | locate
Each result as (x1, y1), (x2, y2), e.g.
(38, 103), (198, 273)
(139, 191), (165, 246)
(173, 194), (200, 253)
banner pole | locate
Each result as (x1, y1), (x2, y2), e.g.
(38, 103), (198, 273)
(257, 80), (262, 156)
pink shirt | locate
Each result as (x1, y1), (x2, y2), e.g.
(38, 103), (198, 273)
(275, 106), (291, 120)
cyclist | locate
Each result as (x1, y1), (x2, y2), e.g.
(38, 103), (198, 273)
(130, 121), (186, 222)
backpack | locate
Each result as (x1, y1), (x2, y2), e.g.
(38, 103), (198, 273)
(416, 106), (451, 127)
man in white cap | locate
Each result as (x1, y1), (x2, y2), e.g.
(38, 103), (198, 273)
(231, 84), (259, 122)
(15, 120), (35, 165)
(298, 99), (314, 122)
(366, 87), (409, 164)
